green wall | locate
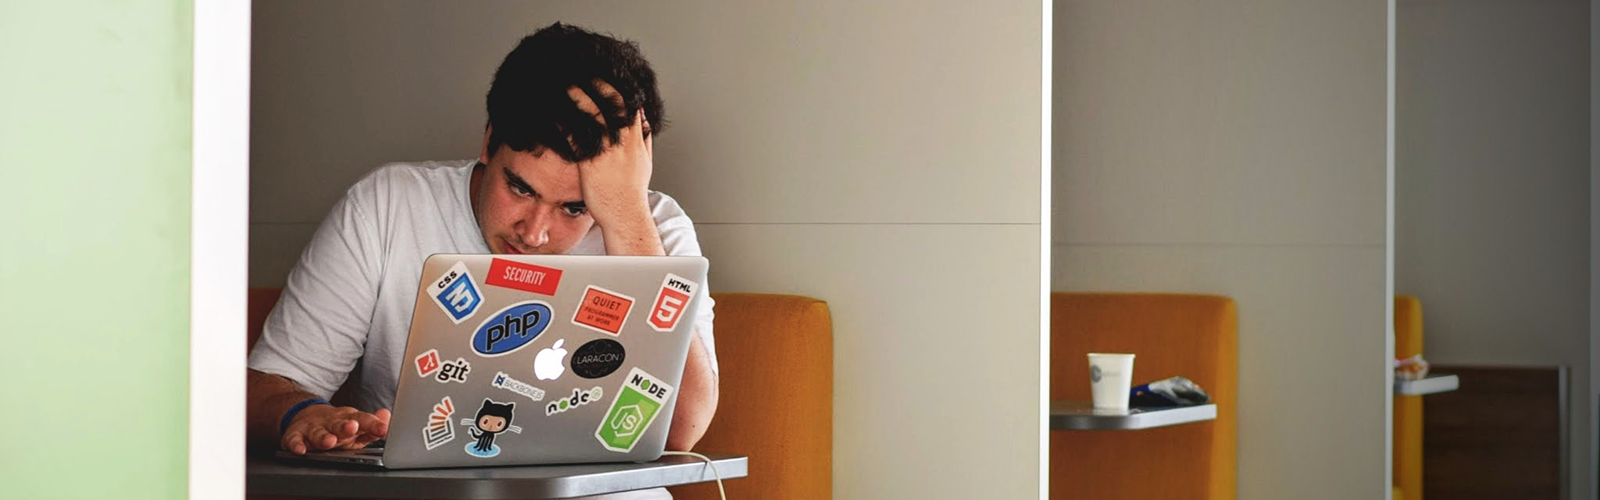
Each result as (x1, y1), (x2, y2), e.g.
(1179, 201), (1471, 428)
(0, 1), (193, 498)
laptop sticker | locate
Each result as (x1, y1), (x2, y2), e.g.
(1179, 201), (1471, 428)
(571, 339), (626, 379)
(461, 399), (521, 458)
(533, 339), (569, 380)
(485, 258), (564, 296)
(429, 261), (482, 324)
(414, 349), (443, 378)
(435, 357), (471, 384)
(572, 285), (635, 336)
(545, 387), (604, 416)
(595, 368), (674, 453)
(422, 396), (456, 451)
(647, 274), (698, 332)
(491, 371), (546, 402)
(470, 300), (553, 357)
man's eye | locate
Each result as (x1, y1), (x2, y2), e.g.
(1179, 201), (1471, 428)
(563, 206), (588, 217)
(508, 183), (531, 196)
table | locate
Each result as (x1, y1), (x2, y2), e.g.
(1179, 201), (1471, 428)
(247, 453), (747, 499)
(1394, 373), (1460, 396)
(1050, 401), (1217, 430)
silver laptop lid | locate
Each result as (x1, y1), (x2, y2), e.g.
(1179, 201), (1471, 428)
(382, 254), (708, 469)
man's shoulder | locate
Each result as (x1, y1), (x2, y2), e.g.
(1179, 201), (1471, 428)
(354, 160), (475, 190)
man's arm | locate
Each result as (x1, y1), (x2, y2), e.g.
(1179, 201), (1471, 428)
(248, 369), (390, 454)
(667, 332), (720, 450)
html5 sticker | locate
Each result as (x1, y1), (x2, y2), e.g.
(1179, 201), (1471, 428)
(485, 258), (563, 296)
(428, 261), (482, 324)
(571, 285), (635, 336)
(647, 274), (698, 332)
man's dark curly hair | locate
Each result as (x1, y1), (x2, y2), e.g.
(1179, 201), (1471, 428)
(485, 22), (665, 163)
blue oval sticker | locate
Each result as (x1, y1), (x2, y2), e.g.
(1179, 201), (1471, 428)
(471, 300), (553, 357)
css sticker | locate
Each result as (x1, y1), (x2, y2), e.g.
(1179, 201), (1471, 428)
(570, 339), (626, 379)
(414, 349), (442, 378)
(491, 371), (546, 402)
(648, 274), (698, 332)
(435, 357), (471, 384)
(429, 261), (482, 324)
(571, 285), (634, 336)
(485, 258), (563, 296)
(460, 399), (521, 459)
(545, 387), (604, 416)
(470, 300), (553, 357)
(422, 396), (456, 451)
(595, 367), (673, 453)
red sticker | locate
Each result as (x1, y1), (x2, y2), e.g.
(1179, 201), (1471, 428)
(486, 258), (563, 296)
(648, 274), (698, 332)
(571, 285), (635, 336)
(415, 349), (442, 377)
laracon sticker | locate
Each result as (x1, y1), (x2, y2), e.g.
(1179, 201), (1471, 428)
(485, 258), (564, 296)
(470, 300), (553, 357)
(648, 274), (698, 332)
(435, 357), (471, 384)
(429, 261), (482, 324)
(422, 396), (456, 451)
(571, 285), (635, 336)
(461, 399), (521, 458)
(491, 371), (545, 402)
(595, 368), (673, 453)
(545, 387), (604, 416)
(415, 349), (442, 378)
(570, 339), (626, 379)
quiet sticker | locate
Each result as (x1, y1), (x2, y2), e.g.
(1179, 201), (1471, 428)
(647, 274), (698, 332)
(485, 258), (564, 296)
(595, 367), (673, 453)
(428, 261), (482, 324)
(491, 371), (545, 402)
(571, 285), (634, 336)
(414, 349), (442, 378)
(423, 396), (456, 451)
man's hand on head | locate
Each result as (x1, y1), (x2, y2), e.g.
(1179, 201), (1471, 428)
(280, 405), (392, 455)
(567, 83), (665, 256)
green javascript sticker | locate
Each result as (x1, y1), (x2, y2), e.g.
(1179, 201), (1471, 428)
(595, 367), (674, 452)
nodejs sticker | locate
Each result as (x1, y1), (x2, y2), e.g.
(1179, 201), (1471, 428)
(429, 261), (482, 324)
(435, 357), (471, 384)
(460, 399), (521, 459)
(571, 285), (634, 336)
(570, 339), (626, 379)
(595, 367), (673, 453)
(415, 349), (442, 378)
(491, 371), (546, 402)
(471, 300), (553, 357)
(485, 258), (564, 296)
(545, 387), (604, 416)
(647, 274), (698, 332)
(422, 396), (456, 451)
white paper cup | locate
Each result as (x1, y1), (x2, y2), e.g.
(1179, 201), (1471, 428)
(1088, 353), (1136, 410)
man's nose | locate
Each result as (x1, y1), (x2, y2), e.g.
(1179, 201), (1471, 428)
(517, 208), (551, 249)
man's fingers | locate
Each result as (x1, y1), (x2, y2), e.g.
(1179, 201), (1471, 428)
(375, 408), (392, 424)
(282, 431), (307, 455)
(331, 418), (360, 439)
(348, 412), (389, 437)
(306, 426), (337, 450)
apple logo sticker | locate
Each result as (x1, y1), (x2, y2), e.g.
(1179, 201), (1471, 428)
(534, 339), (569, 381)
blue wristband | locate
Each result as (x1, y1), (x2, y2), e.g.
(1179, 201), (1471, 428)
(279, 398), (330, 435)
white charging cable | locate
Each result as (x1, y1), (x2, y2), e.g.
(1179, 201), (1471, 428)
(659, 450), (726, 500)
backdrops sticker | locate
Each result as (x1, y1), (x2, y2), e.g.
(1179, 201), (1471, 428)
(570, 339), (626, 379)
(415, 349), (442, 378)
(546, 387), (604, 416)
(572, 285), (634, 336)
(491, 371), (546, 402)
(595, 367), (674, 452)
(471, 300), (554, 357)
(461, 399), (521, 458)
(429, 261), (482, 324)
(435, 357), (471, 384)
(423, 396), (456, 451)
(485, 258), (564, 296)
(647, 274), (698, 332)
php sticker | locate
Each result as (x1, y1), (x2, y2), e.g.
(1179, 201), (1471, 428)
(422, 396), (456, 451)
(435, 357), (471, 384)
(491, 371), (545, 402)
(470, 300), (553, 357)
(545, 387), (604, 416)
(570, 339), (626, 379)
(648, 274), (698, 332)
(485, 258), (564, 296)
(460, 399), (521, 459)
(429, 261), (482, 324)
(572, 285), (634, 336)
(595, 367), (673, 453)
(414, 349), (442, 378)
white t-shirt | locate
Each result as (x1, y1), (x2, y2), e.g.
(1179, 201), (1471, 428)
(248, 160), (718, 413)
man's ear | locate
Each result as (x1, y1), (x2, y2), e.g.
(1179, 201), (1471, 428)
(479, 125), (493, 164)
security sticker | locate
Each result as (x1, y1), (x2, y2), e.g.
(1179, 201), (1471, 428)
(429, 261), (482, 324)
(460, 399), (521, 458)
(572, 285), (635, 336)
(415, 349), (442, 378)
(491, 371), (546, 402)
(595, 368), (673, 452)
(422, 396), (456, 451)
(545, 387), (604, 416)
(471, 300), (554, 357)
(647, 274), (698, 332)
(485, 258), (564, 296)
(435, 357), (471, 384)
(570, 339), (626, 379)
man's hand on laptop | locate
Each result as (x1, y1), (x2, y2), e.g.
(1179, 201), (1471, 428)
(281, 405), (392, 455)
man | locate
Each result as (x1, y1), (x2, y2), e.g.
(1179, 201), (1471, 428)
(246, 23), (718, 499)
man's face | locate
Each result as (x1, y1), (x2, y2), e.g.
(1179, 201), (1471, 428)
(472, 139), (594, 255)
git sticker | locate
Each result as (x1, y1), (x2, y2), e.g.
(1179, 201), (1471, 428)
(414, 349), (442, 378)
(571, 285), (635, 336)
(648, 274), (698, 332)
(595, 367), (673, 453)
(435, 357), (471, 384)
(491, 371), (546, 402)
(485, 258), (563, 296)
(429, 261), (482, 324)
(423, 396), (456, 451)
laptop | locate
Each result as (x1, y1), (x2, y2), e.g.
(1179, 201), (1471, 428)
(280, 254), (709, 469)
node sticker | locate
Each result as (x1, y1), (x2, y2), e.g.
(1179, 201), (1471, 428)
(545, 386), (604, 416)
(595, 367), (673, 453)
(572, 285), (634, 336)
(428, 261), (482, 324)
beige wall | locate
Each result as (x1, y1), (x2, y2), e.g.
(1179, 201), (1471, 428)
(1397, 0), (1591, 498)
(251, 1), (1042, 498)
(1053, 1), (1390, 499)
